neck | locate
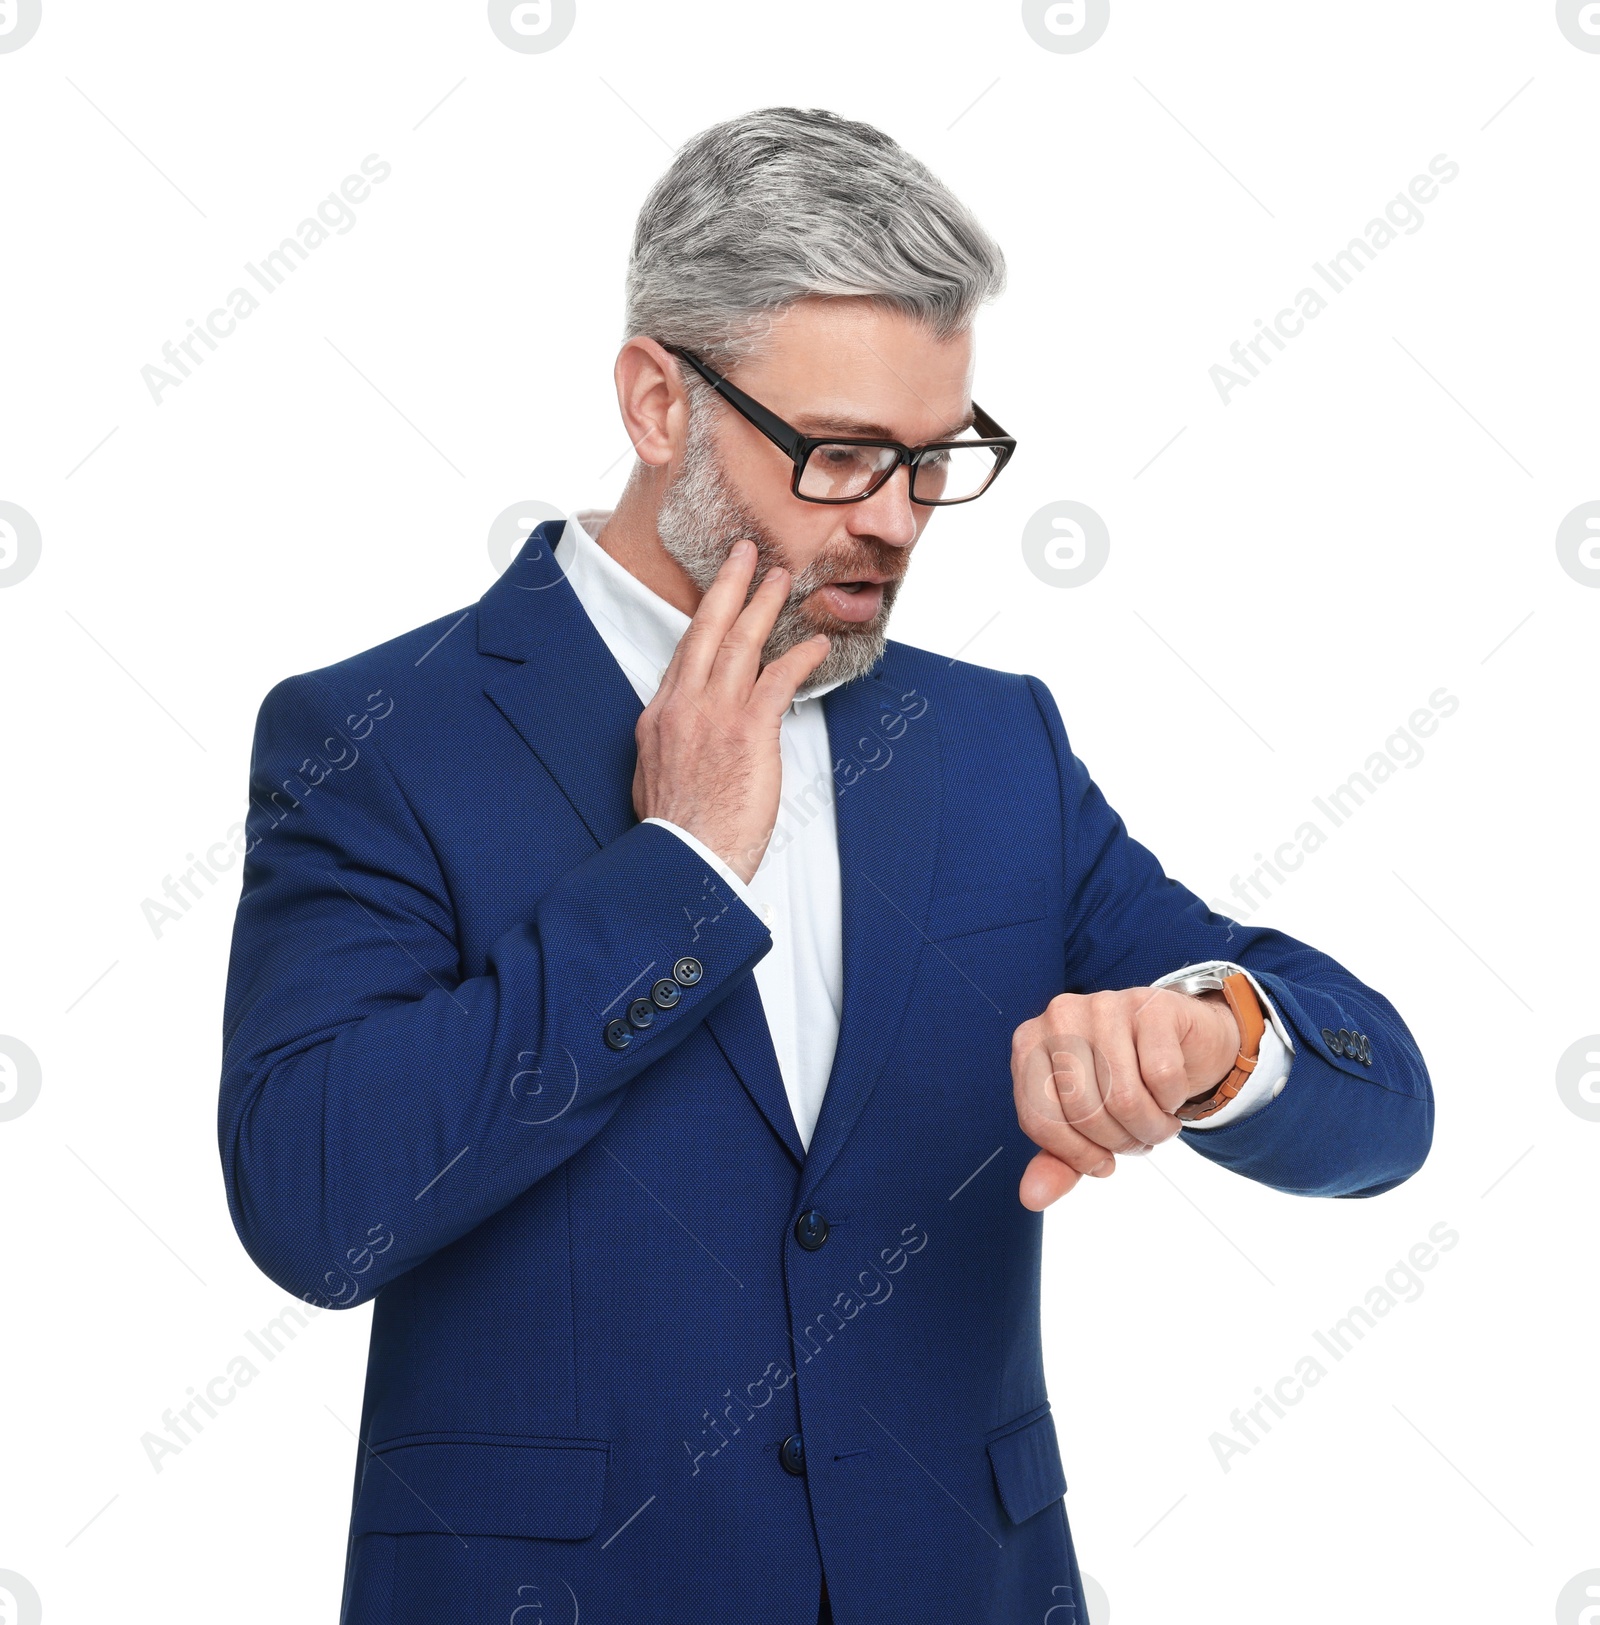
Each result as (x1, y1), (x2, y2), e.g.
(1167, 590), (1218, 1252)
(590, 468), (702, 617)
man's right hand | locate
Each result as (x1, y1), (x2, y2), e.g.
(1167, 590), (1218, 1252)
(632, 539), (831, 885)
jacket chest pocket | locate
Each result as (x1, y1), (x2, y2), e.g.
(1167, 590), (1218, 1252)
(926, 877), (1048, 942)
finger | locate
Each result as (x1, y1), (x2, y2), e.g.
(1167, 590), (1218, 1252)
(1129, 999), (1193, 1131)
(661, 540), (760, 695)
(750, 631), (832, 720)
(1044, 1029), (1148, 1157)
(1019, 1149), (1088, 1211)
(1085, 1020), (1176, 1150)
(707, 562), (793, 695)
(1013, 1037), (1120, 1180)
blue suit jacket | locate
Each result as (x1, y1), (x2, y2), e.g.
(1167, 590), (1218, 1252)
(219, 521), (1433, 1624)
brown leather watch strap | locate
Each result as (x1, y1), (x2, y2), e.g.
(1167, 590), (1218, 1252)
(1174, 971), (1267, 1123)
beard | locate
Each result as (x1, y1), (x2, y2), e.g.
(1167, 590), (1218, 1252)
(655, 400), (906, 693)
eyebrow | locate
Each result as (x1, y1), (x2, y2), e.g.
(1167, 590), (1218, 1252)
(793, 405), (978, 441)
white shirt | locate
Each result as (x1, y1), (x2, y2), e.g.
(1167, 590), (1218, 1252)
(555, 510), (846, 1149)
(553, 509), (1291, 1150)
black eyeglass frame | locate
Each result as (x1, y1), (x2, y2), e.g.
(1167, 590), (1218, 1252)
(659, 342), (1017, 507)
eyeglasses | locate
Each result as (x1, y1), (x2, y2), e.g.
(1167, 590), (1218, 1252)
(660, 342), (1017, 506)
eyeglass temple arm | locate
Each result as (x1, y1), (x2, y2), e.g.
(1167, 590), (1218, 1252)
(659, 343), (804, 460)
(968, 403), (1011, 443)
(663, 341), (1013, 457)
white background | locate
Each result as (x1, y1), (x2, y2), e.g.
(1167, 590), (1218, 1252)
(1, 3), (1595, 1621)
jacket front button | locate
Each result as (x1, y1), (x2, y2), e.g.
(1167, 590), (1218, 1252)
(673, 955), (704, 987)
(627, 997), (656, 1029)
(603, 1018), (632, 1052)
(794, 1210), (830, 1251)
(779, 1433), (806, 1476)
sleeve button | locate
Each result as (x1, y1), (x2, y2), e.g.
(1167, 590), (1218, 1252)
(672, 955), (704, 987)
(651, 977), (682, 1010)
(603, 1018), (633, 1052)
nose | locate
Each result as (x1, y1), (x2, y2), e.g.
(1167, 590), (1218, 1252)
(844, 462), (920, 549)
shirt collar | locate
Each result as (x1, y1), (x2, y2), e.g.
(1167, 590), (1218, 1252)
(553, 508), (850, 707)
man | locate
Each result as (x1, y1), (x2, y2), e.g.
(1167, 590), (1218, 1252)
(219, 107), (1433, 1625)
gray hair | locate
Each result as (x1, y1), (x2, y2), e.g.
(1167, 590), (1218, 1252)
(623, 107), (1006, 387)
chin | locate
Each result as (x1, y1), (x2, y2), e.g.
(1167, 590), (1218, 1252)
(790, 619), (890, 691)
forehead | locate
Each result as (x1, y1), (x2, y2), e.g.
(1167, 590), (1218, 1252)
(738, 298), (976, 440)
(790, 401), (978, 440)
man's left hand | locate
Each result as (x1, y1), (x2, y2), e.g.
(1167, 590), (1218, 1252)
(1010, 987), (1241, 1210)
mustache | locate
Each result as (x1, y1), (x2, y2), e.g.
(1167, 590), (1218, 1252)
(750, 540), (907, 593)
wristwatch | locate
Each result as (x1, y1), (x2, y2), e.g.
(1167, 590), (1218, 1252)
(1169, 968), (1267, 1124)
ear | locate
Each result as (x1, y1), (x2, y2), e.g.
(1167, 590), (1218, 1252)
(614, 337), (691, 470)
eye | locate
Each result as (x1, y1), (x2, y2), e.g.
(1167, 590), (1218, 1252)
(817, 446), (864, 468)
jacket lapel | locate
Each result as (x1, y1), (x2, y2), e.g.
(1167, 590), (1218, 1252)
(479, 522), (807, 1168)
(798, 666), (942, 1197)
(480, 525), (642, 849)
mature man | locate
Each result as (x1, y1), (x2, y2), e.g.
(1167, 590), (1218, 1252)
(219, 108), (1433, 1625)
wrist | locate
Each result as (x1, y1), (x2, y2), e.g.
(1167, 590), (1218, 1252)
(1170, 971), (1265, 1124)
(642, 817), (761, 904)
(1194, 989), (1242, 1088)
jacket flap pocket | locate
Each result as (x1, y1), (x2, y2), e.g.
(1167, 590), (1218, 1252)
(352, 1434), (610, 1541)
(927, 877), (1047, 942)
(986, 1405), (1066, 1524)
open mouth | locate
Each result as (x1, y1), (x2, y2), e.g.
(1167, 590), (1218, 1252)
(813, 578), (888, 624)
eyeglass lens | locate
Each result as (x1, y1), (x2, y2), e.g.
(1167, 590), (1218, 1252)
(797, 440), (1002, 503)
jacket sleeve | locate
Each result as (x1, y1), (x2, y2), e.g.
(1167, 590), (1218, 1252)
(1026, 676), (1434, 1199)
(218, 673), (772, 1308)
